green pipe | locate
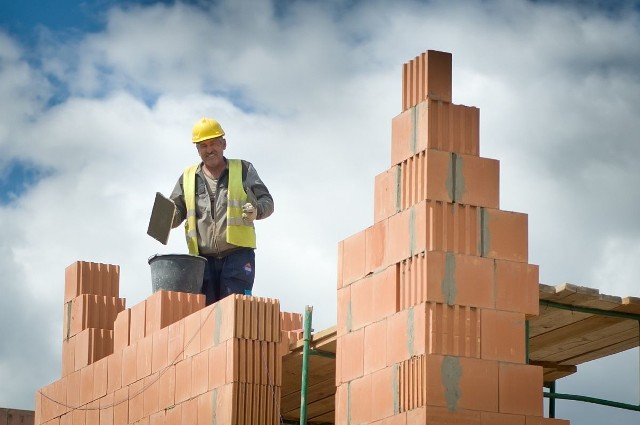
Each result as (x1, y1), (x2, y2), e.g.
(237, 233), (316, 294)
(543, 391), (640, 412)
(300, 305), (313, 425)
(539, 299), (640, 321)
(548, 381), (556, 418)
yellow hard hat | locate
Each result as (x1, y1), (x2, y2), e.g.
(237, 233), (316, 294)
(191, 117), (225, 143)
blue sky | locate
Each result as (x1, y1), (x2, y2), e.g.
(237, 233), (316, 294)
(1, 0), (639, 423)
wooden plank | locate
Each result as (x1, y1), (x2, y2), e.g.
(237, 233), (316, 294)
(536, 319), (638, 362)
(280, 377), (335, 414)
(529, 360), (577, 382)
(530, 315), (623, 355)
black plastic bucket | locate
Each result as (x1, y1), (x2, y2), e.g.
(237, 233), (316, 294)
(148, 254), (206, 294)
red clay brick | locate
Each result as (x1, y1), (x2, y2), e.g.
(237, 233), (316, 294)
(136, 335), (153, 381)
(339, 329), (364, 383)
(421, 251), (494, 308)
(334, 384), (348, 424)
(181, 397), (198, 424)
(163, 403), (181, 425)
(145, 290), (171, 336)
(149, 410), (165, 425)
(481, 309), (526, 363)
(158, 364), (175, 410)
(425, 405), (481, 424)
(398, 355), (426, 412)
(79, 363), (94, 406)
(280, 311), (303, 332)
(424, 355), (499, 412)
(113, 308), (131, 353)
(398, 150), (454, 211)
(365, 219), (389, 274)
(113, 386), (129, 425)
(405, 406), (425, 423)
(387, 208), (411, 264)
(65, 370), (81, 409)
(481, 208), (528, 262)
(370, 366), (397, 421)
(143, 373), (160, 418)
(373, 265), (399, 319)
(211, 384), (234, 424)
(350, 277), (375, 331)
(495, 261), (539, 318)
(197, 392), (213, 425)
(374, 167), (399, 223)
(92, 356), (108, 400)
(482, 411), (526, 425)
(174, 357), (192, 404)
(391, 107), (414, 167)
(402, 50), (452, 110)
(342, 229), (367, 286)
(99, 392), (114, 425)
(391, 100), (480, 166)
(183, 309), (202, 358)
(200, 304), (216, 350)
(350, 374), (372, 425)
(129, 301), (147, 345)
(192, 350), (209, 397)
(364, 320), (388, 375)
(64, 261), (120, 303)
(151, 326), (168, 374)
(454, 154), (500, 208)
(499, 363), (543, 416)
(128, 380), (144, 423)
(414, 201), (482, 256)
(107, 349), (123, 394)
(426, 302), (481, 358)
(121, 343), (137, 387)
(208, 342), (228, 389)
(167, 318), (184, 365)
(386, 305), (426, 365)
(72, 408), (86, 425)
(61, 337), (75, 376)
(64, 295), (125, 339)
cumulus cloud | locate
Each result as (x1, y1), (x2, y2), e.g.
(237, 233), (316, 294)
(1, 1), (639, 421)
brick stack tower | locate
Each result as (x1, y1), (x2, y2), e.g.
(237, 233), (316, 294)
(335, 50), (569, 424)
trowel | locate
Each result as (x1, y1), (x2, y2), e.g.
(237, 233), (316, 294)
(147, 192), (175, 245)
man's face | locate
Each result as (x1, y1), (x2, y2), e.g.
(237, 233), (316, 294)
(196, 136), (226, 169)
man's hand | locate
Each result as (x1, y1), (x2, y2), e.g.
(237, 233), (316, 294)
(242, 203), (257, 224)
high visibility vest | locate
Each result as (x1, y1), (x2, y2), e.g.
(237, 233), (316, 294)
(183, 159), (256, 255)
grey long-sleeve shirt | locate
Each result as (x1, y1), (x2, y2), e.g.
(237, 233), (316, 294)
(170, 158), (274, 256)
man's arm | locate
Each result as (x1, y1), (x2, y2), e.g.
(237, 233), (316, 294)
(244, 161), (274, 220)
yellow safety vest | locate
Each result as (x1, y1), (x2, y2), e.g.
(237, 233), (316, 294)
(183, 159), (256, 255)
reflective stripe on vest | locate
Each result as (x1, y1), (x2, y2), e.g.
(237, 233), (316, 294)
(182, 160), (256, 254)
(183, 164), (200, 255)
(226, 159), (256, 248)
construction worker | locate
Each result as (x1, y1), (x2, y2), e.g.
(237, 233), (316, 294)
(170, 117), (274, 305)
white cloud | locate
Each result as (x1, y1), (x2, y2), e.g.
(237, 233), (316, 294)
(1, 0), (639, 421)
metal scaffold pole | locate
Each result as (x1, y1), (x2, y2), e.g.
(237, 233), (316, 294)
(299, 305), (313, 425)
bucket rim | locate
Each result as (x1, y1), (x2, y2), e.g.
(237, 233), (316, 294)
(148, 253), (207, 265)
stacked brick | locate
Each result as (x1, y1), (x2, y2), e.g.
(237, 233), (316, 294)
(35, 260), (283, 424)
(335, 51), (570, 424)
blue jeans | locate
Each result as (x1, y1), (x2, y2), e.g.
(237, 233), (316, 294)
(201, 248), (255, 305)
